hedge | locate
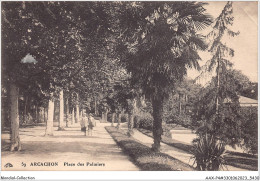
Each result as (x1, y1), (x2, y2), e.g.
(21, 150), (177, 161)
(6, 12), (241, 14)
(105, 126), (195, 171)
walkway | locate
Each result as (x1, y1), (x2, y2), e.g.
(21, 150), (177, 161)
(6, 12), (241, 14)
(131, 128), (248, 171)
(1, 121), (139, 171)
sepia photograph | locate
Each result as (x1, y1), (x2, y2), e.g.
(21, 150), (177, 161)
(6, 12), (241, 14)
(1, 0), (259, 179)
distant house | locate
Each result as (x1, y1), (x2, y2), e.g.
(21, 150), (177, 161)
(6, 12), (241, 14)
(223, 96), (258, 107)
(239, 96), (258, 107)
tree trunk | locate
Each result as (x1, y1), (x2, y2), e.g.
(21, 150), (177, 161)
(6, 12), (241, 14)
(43, 107), (46, 122)
(216, 58), (220, 114)
(23, 95), (28, 124)
(127, 113), (134, 137)
(10, 83), (21, 151)
(66, 99), (69, 127)
(80, 109), (83, 121)
(38, 107), (44, 123)
(102, 112), (105, 122)
(127, 99), (136, 136)
(1, 106), (5, 131)
(151, 98), (164, 152)
(80, 109), (84, 129)
(94, 97), (97, 116)
(179, 94), (182, 115)
(72, 108), (75, 124)
(76, 105), (79, 123)
(104, 109), (108, 122)
(111, 112), (115, 127)
(213, 58), (221, 133)
(26, 97), (31, 124)
(35, 104), (38, 123)
(45, 94), (54, 136)
(58, 90), (65, 131)
(116, 112), (121, 129)
(75, 94), (79, 123)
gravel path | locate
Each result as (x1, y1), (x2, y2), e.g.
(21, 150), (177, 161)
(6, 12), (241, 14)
(1, 122), (139, 171)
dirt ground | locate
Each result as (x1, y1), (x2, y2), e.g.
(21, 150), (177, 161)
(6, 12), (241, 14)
(1, 122), (139, 171)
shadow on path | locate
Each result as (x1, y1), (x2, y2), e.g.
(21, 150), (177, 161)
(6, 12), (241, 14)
(1, 123), (139, 171)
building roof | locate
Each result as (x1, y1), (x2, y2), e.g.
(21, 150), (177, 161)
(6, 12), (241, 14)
(239, 96), (258, 107)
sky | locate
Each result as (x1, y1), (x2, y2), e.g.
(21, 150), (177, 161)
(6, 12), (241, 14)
(187, 1), (258, 83)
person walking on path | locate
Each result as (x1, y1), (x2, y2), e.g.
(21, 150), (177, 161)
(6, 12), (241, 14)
(82, 112), (89, 136)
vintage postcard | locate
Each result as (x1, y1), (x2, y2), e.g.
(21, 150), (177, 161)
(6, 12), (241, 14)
(1, 1), (259, 180)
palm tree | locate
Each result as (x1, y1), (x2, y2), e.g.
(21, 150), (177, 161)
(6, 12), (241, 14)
(116, 2), (213, 151)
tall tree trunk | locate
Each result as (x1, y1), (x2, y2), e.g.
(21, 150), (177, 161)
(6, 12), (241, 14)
(111, 112), (115, 127)
(75, 94), (79, 123)
(43, 107), (46, 122)
(1, 106), (5, 131)
(102, 112), (105, 122)
(66, 99), (69, 127)
(45, 94), (54, 136)
(94, 97), (97, 116)
(80, 109), (83, 121)
(116, 112), (122, 129)
(127, 113), (134, 137)
(27, 97), (31, 123)
(128, 99), (136, 136)
(151, 98), (164, 152)
(76, 105), (79, 123)
(10, 83), (21, 151)
(179, 94), (182, 115)
(23, 95), (28, 124)
(213, 58), (221, 133)
(2, 85), (10, 130)
(216, 58), (220, 114)
(80, 109), (84, 129)
(35, 104), (38, 123)
(58, 90), (65, 131)
(104, 109), (108, 122)
(72, 108), (75, 124)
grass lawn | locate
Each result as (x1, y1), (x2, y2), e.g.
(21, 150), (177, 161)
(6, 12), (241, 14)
(138, 128), (258, 171)
(105, 126), (195, 171)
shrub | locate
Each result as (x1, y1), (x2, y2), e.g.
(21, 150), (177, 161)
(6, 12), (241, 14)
(240, 110), (258, 154)
(139, 117), (153, 131)
(164, 113), (193, 129)
(191, 134), (227, 171)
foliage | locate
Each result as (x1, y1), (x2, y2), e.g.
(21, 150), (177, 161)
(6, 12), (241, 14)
(138, 128), (258, 171)
(115, 2), (212, 100)
(192, 2), (243, 148)
(163, 79), (201, 128)
(240, 107), (258, 154)
(138, 113), (154, 131)
(204, 1), (239, 74)
(2, 2), (120, 125)
(191, 134), (227, 171)
(192, 68), (258, 150)
(106, 126), (195, 171)
(113, 1), (212, 151)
